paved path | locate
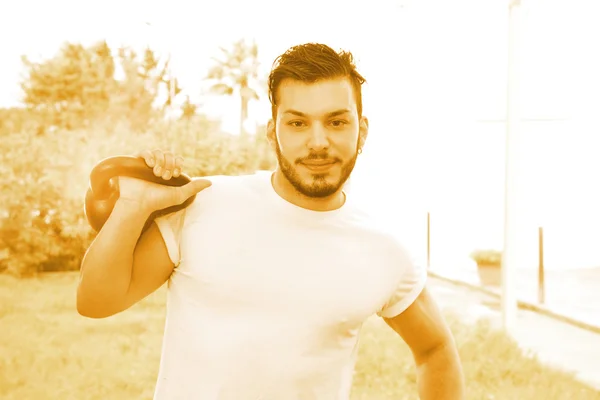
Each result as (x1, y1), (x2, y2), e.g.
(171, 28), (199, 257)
(427, 275), (600, 391)
(429, 265), (600, 330)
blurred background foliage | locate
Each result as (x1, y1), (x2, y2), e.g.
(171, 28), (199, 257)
(0, 38), (276, 276)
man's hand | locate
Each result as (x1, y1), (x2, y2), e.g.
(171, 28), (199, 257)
(116, 149), (212, 214)
(136, 148), (184, 180)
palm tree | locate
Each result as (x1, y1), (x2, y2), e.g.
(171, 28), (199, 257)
(205, 39), (262, 136)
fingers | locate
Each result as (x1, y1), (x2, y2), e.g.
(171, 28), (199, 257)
(162, 152), (175, 180)
(176, 178), (212, 204)
(151, 149), (165, 177)
(136, 150), (155, 167)
(136, 149), (186, 180)
(191, 178), (212, 191)
(173, 156), (184, 178)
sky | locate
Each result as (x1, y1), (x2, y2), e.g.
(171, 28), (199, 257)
(2, 0), (600, 271)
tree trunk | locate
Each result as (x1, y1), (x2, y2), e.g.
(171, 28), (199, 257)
(240, 92), (249, 137)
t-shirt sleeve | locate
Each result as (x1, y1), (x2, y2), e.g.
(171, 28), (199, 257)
(153, 208), (187, 267)
(376, 241), (428, 319)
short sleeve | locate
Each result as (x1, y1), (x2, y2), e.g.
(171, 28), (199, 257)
(154, 208), (187, 267)
(376, 242), (428, 319)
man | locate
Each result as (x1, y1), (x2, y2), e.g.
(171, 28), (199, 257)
(77, 43), (465, 399)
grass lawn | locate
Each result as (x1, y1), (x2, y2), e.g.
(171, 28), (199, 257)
(1, 272), (598, 400)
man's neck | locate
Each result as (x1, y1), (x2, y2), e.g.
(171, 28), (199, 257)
(271, 170), (346, 212)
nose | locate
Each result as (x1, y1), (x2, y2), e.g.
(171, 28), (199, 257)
(307, 123), (329, 151)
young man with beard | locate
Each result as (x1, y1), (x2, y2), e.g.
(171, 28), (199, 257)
(77, 43), (465, 399)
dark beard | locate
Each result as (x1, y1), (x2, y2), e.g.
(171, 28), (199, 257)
(274, 137), (359, 198)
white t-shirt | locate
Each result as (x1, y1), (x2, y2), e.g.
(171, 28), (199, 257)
(153, 171), (427, 400)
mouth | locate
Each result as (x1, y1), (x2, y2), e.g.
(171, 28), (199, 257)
(301, 160), (337, 172)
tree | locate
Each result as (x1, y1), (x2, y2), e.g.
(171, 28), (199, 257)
(20, 41), (116, 129)
(0, 107), (38, 136)
(205, 39), (262, 136)
(141, 50), (183, 110)
(180, 95), (198, 120)
(19, 41), (183, 132)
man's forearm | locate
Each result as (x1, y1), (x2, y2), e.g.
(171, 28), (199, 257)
(416, 342), (466, 399)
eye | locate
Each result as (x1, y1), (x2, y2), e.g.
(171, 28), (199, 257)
(288, 121), (306, 128)
(330, 120), (348, 128)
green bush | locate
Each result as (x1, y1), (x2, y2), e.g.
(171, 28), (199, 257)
(0, 117), (275, 276)
(469, 249), (502, 267)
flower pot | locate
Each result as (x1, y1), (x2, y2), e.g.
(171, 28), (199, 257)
(477, 263), (502, 286)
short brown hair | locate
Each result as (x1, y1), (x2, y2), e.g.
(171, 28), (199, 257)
(268, 43), (367, 119)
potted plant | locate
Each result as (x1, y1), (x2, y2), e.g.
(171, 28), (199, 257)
(469, 249), (502, 286)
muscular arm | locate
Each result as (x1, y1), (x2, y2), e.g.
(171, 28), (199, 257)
(383, 286), (466, 399)
(77, 201), (176, 318)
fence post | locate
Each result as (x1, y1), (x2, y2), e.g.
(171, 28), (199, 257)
(538, 226), (545, 304)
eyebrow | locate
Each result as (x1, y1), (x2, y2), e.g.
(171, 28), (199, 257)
(283, 109), (351, 118)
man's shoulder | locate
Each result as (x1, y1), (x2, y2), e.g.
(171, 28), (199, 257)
(197, 172), (258, 184)
(344, 201), (423, 256)
(194, 171), (268, 194)
(183, 171), (269, 214)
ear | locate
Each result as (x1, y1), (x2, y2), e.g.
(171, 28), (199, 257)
(267, 119), (276, 147)
(266, 119), (280, 153)
(358, 116), (369, 152)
